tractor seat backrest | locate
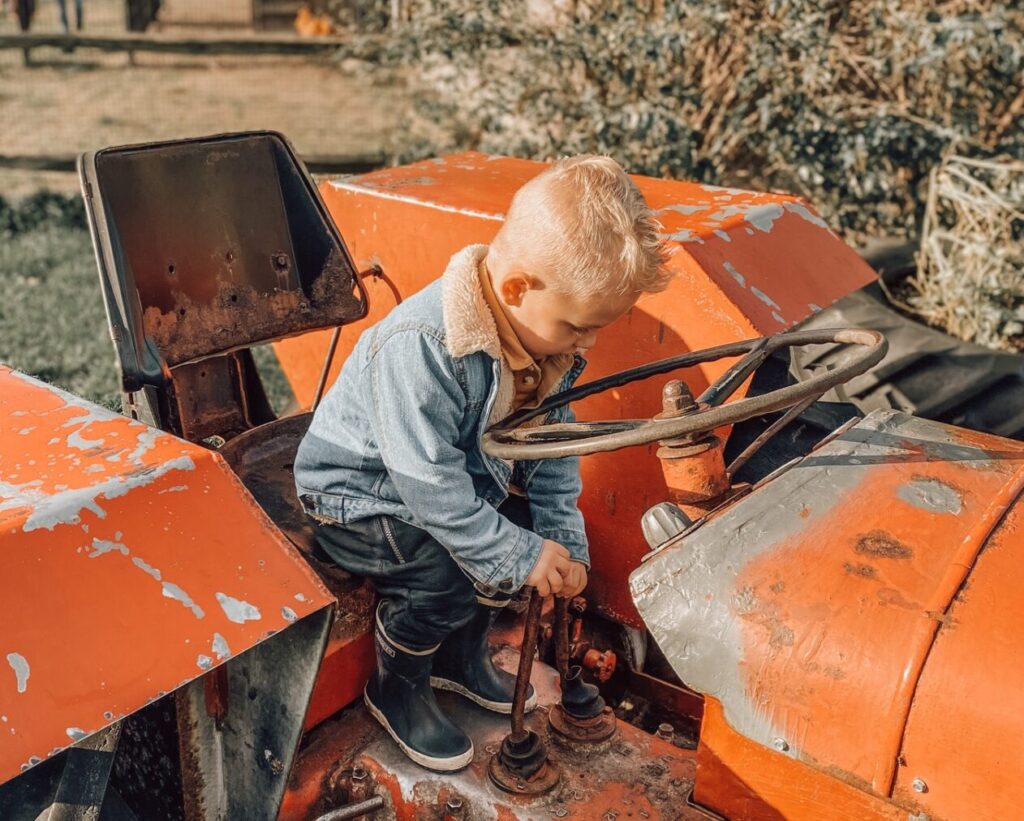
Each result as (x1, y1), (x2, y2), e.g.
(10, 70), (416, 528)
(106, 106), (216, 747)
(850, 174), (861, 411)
(81, 131), (367, 441)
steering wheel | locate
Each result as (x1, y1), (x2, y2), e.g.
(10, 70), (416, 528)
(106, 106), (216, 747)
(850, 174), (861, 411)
(481, 328), (887, 461)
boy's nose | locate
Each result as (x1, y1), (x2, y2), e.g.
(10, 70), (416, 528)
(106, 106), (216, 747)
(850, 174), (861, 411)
(578, 330), (598, 349)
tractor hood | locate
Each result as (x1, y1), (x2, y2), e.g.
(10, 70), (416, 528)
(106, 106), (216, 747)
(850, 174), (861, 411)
(631, 409), (1024, 820)
(0, 366), (334, 786)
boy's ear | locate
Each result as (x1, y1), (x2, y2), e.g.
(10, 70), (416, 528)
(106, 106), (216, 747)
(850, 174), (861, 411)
(499, 272), (534, 307)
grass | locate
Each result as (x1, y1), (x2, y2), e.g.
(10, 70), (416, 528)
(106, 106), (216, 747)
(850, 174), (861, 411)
(0, 193), (293, 416)
(0, 221), (121, 408)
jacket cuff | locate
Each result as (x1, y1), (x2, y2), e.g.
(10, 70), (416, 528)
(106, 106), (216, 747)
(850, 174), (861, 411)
(482, 526), (545, 593)
(534, 528), (590, 568)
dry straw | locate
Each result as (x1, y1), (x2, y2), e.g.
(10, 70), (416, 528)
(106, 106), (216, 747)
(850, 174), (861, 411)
(907, 155), (1024, 351)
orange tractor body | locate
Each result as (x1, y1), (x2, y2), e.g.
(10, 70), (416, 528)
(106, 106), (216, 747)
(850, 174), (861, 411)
(1, 134), (1020, 821)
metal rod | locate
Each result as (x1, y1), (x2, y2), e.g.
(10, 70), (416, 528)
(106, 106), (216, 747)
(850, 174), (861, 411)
(511, 588), (544, 737)
(313, 795), (386, 821)
(726, 393), (822, 478)
(312, 265), (393, 412)
(312, 327), (342, 412)
(553, 596), (570, 681)
(697, 337), (771, 407)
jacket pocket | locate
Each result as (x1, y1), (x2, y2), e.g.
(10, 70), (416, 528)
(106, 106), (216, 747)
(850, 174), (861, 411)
(370, 470), (403, 503)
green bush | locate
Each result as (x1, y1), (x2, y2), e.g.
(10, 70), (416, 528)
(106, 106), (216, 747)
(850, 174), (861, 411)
(359, 0), (1024, 243)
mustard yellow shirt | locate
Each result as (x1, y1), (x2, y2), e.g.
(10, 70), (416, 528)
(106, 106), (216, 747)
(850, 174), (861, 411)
(478, 260), (573, 412)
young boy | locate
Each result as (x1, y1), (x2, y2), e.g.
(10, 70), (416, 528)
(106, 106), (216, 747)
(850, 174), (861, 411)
(294, 155), (670, 772)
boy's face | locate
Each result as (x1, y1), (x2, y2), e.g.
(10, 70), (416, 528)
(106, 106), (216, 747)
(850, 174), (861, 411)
(498, 272), (639, 358)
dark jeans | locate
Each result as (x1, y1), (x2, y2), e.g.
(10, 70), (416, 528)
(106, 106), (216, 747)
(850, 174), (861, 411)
(315, 496), (532, 653)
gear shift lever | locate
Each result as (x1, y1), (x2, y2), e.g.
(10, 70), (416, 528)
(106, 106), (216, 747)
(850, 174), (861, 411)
(488, 588), (560, 794)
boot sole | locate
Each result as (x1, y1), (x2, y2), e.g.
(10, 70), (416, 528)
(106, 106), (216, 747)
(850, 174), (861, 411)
(363, 689), (474, 772)
(430, 676), (538, 715)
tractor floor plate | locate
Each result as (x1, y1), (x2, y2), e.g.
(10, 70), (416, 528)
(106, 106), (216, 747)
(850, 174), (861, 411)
(283, 650), (714, 821)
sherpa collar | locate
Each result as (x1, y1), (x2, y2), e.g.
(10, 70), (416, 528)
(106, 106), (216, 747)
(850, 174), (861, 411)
(440, 243), (582, 431)
(441, 244), (502, 360)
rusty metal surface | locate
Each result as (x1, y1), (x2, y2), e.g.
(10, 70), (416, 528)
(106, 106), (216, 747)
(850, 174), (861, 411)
(176, 606), (332, 820)
(0, 366), (333, 786)
(216, 412), (378, 731)
(80, 132), (366, 382)
(218, 413), (321, 559)
(631, 408), (1024, 794)
(283, 651), (704, 821)
(274, 151), (876, 628)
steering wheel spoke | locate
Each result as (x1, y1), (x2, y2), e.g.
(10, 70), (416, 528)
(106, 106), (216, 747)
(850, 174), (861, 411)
(697, 337), (771, 407)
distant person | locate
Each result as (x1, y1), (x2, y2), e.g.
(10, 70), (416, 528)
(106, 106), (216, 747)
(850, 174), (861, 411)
(56, 0), (82, 31)
(15, 0), (34, 31)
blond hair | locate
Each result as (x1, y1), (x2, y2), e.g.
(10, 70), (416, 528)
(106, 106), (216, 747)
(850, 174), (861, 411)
(488, 155), (671, 297)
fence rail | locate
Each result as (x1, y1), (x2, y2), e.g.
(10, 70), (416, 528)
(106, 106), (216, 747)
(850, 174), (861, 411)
(0, 32), (354, 56)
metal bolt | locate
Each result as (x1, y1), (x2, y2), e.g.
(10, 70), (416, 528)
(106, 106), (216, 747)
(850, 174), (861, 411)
(661, 380), (697, 416)
(772, 737), (789, 752)
(656, 722), (674, 741)
(351, 765), (368, 781)
(445, 797), (463, 811)
(554, 809), (569, 818)
(912, 778), (928, 794)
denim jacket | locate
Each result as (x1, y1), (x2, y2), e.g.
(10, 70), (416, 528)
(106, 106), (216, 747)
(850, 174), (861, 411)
(294, 244), (589, 593)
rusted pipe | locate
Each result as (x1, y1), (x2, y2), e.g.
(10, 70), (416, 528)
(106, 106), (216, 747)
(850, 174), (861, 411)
(313, 795), (385, 821)
(553, 596), (570, 681)
(510, 588), (544, 737)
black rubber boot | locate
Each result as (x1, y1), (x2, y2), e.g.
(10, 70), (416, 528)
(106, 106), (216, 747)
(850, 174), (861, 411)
(431, 605), (537, 714)
(364, 623), (474, 772)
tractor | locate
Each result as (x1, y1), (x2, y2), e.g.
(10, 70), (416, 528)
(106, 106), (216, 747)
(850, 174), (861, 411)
(1, 132), (1021, 820)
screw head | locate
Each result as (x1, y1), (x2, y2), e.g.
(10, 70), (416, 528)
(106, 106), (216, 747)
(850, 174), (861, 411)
(912, 778), (928, 793)
(772, 737), (789, 752)
(351, 765), (368, 781)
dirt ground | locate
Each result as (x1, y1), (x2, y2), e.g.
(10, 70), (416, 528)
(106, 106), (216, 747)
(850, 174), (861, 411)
(0, 0), (406, 197)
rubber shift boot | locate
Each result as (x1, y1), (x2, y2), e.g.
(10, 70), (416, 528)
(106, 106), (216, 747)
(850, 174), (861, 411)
(431, 605), (537, 714)
(364, 622), (473, 772)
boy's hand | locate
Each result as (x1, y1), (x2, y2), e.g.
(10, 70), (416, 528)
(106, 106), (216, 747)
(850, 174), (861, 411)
(559, 561), (588, 599)
(526, 539), (572, 597)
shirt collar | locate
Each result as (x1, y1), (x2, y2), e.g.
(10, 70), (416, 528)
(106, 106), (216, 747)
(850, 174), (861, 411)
(477, 258), (541, 372)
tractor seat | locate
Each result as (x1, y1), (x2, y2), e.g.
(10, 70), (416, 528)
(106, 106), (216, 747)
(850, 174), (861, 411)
(218, 412), (362, 596)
